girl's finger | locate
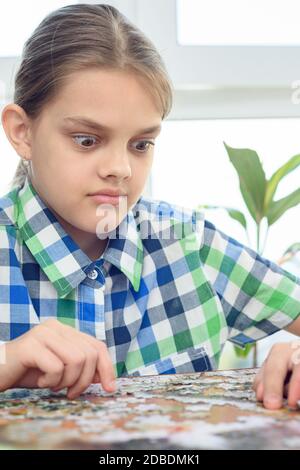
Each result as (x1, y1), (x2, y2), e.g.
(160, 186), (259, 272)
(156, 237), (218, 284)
(58, 325), (117, 392)
(22, 339), (65, 388)
(94, 342), (116, 393)
(39, 329), (86, 389)
(262, 345), (290, 409)
(42, 320), (116, 393)
(66, 344), (98, 399)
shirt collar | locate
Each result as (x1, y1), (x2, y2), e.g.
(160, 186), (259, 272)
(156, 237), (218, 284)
(104, 210), (144, 292)
(15, 177), (143, 297)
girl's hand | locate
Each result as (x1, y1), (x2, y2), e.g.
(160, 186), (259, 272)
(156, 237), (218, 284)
(253, 341), (300, 409)
(0, 318), (116, 399)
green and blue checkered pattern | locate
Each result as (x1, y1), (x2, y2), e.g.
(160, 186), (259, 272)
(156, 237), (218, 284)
(0, 176), (300, 377)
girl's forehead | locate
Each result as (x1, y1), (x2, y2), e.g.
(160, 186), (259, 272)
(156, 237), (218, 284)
(52, 69), (159, 108)
(44, 77), (163, 126)
(60, 68), (149, 91)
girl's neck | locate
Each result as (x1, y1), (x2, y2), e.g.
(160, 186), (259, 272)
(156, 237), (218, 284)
(52, 210), (108, 261)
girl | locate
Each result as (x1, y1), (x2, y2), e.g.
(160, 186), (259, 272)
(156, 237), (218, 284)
(0, 3), (300, 408)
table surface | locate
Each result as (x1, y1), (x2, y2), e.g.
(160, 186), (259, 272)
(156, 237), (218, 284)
(0, 368), (300, 450)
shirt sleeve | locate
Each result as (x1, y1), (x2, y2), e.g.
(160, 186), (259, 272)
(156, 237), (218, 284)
(199, 219), (300, 347)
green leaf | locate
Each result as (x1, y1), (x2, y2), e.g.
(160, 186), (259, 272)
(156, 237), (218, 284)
(283, 242), (300, 256)
(224, 143), (267, 224)
(265, 153), (300, 211)
(234, 343), (254, 358)
(198, 204), (247, 231)
(223, 208), (248, 231)
(267, 188), (300, 225)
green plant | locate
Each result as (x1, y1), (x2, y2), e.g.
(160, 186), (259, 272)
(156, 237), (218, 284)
(199, 143), (300, 366)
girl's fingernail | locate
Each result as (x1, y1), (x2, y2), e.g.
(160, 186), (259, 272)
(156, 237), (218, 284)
(265, 394), (281, 406)
(266, 393), (280, 401)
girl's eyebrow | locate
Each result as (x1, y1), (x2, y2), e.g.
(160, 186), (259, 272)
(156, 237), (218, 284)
(62, 116), (162, 134)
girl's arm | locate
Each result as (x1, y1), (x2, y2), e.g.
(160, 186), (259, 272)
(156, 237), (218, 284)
(285, 315), (300, 335)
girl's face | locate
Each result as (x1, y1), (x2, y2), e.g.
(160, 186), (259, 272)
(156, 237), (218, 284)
(26, 68), (162, 255)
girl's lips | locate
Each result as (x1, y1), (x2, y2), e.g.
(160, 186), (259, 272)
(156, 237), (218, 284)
(88, 194), (126, 206)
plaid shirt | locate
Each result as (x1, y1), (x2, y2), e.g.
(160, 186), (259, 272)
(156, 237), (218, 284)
(0, 176), (300, 377)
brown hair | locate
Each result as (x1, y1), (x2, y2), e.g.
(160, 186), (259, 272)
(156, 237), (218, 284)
(10, 2), (173, 188)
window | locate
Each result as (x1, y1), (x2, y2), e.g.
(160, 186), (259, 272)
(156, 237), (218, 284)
(130, 0), (300, 119)
(177, 0), (300, 46)
(0, 0), (72, 57)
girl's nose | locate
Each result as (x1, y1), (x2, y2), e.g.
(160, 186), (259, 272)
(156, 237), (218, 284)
(96, 146), (132, 180)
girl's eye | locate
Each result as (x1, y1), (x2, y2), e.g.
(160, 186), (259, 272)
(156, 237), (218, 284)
(72, 134), (97, 148)
(132, 140), (155, 153)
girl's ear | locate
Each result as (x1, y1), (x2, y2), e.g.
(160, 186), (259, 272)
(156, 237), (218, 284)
(1, 103), (33, 160)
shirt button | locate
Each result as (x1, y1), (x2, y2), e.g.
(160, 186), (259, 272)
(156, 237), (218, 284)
(87, 269), (98, 280)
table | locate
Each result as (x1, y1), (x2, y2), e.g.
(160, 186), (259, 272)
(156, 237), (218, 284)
(0, 368), (300, 450)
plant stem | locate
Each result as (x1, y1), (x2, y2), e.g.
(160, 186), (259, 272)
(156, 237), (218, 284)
(246, 230), (252, 248)
(260, 218), (270, 255)
(256, 222), (261, 254)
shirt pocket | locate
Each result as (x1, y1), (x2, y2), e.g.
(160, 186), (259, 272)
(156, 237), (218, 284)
(128, 346), (212, 376)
